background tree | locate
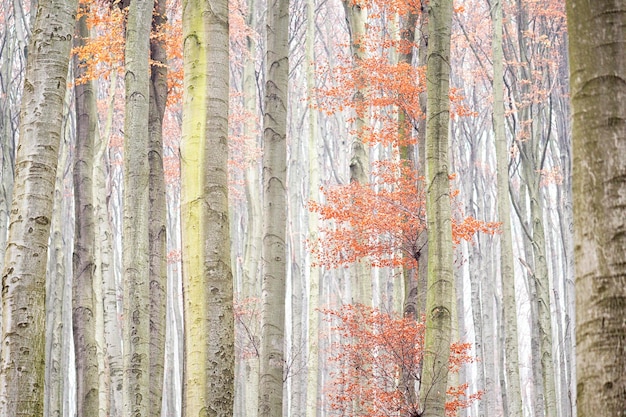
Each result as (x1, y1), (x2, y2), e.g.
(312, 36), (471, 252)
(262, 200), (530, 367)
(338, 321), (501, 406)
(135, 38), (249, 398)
(0, 0), (77, 413)
(568, 1), (626, 416)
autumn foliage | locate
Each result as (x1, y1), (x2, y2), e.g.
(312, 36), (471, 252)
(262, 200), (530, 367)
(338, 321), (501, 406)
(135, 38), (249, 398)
(308, 159), (500, 270)
(323, 304), (482, 417)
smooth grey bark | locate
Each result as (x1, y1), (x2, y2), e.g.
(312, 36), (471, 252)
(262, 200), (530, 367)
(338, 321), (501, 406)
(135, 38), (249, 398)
(258, 0), (289, 413)
(121, 0), (154, 414)
(148, 0), (168, 413)
(44, 110), (71, 417)
(0, 0), (76, 412)
(492, 1), (523, 415)
(73, 7), (100, 416)
(418, 1), (455, 416)
(568, 1), (626, 415)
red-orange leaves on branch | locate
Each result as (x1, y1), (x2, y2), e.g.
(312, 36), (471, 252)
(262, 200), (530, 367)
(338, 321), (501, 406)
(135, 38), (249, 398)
(309, 160), (500, 269)
(309, 161), (426, 269)
(323, 305), (481, 417)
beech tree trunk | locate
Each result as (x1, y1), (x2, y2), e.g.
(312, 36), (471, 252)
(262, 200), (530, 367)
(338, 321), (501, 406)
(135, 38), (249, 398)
(492, 1), (523, 416)
(181, 0), (235, 412)
(73, 6), (100, 416)
(122, 0), (155, 414)
(306, 0), (321, 414)
(0, 0), (76, 413)
(568, 1), (626, 415)
(418, 1), (455, 416)
(148, 0), (168, 413)
(258, 0), (289, 412)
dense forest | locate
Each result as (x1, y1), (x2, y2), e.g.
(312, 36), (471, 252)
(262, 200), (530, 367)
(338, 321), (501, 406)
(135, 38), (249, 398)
(0, 0), (623, 416)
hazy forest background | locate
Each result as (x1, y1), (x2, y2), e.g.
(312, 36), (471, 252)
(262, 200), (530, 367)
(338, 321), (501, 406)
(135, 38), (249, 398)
(0, 0), (623, 416)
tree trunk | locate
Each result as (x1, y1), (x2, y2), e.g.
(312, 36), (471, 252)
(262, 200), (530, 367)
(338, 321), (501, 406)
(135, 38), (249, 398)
(258, 0), (289, 412)
(568, 1), (626, 415)
(492, 1), (523, 416)
(148, 0), (168, 413)
(181, 0), (235, 412)
(44, 114), (71, 417)
(0, 0), (76, 413)
(122, 0), (154, 414)
(73, 7), (100, 415)
(418, 1), (455, 416)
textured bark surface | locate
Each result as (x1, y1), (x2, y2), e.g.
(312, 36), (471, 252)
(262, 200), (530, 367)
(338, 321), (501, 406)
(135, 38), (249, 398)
(148, 0), (168, 414)
(568, 1), (626, 416)
(418, 1), (454, 416)
(73, 7), (100, 416)
(122, 0), (154, 415)
(181, 0), (235, 413)
(0, 0), (76, 413)
(258, 0), (289, 412)
(492, 1), (523, 415)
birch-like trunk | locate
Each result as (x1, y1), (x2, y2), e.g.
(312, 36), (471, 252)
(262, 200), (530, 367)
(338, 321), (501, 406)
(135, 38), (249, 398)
(0, 0), (76, 413)
(181, 0), (234, 412)
(568, 1), (626, 415)
(418, 1), (454, 416)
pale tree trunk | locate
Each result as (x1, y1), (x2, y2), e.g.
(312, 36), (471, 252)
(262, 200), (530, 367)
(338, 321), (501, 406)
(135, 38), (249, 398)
(418, 1), (454, 416)
(122, 0), (154, 414)
(0, 9), (17, 275)
(45, 112), (71, 417)
(514, 2), (557, 415)
(568, 1), (626, 415)
(342, 0), (371, 306)
(240, 0), (261, 412)
(492, 1), (523, 416)
(305, 0), (321, 414)
(73, 7), (100, 416)
(148, 0), (168, 413)
(181, 0), (234, 412)
(97, 70), (123, 417)
(258, 0), (289, 412)
(517, 184), (545, 417)
(0, 0), (76, 413)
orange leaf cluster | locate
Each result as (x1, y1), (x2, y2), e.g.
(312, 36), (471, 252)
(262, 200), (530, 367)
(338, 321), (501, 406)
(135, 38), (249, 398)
(309, 160), (500, 270)
(322, 304), (481, 417)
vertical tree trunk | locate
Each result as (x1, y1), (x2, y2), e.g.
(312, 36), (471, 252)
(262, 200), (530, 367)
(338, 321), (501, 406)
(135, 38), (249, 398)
(0, 0), (76, 413)
(97, 70), (123, 417)
(342, 0), (371, 306)
(418, 1), (454, 416)
(514, 2), (557, 415)
(148, 0), (168, 414)
(258, 0), (289, 412)
(568, 1), (626, 415)
(240, 0), (261, 412)
(181, 0), (235, 412)
(122, 0), (154, 414)
(73, 6), (100, 415)
(492, 1), (523, 416)
(45, 115), (71, 417)
(306, 0), (321, 414)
